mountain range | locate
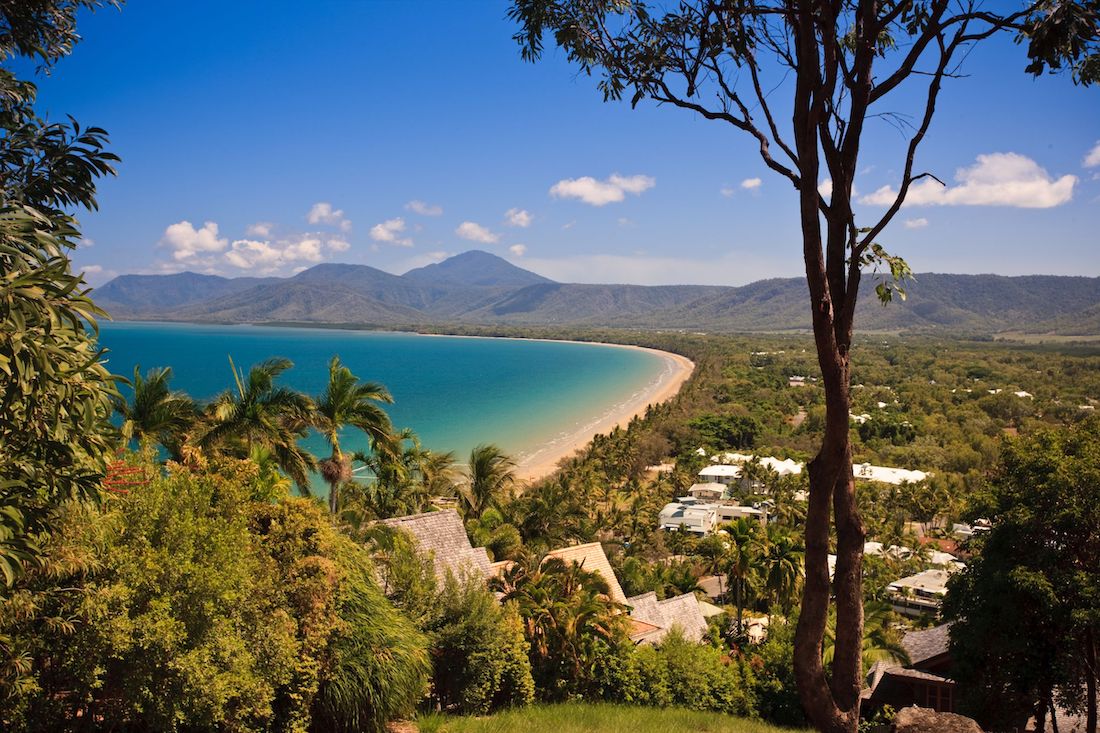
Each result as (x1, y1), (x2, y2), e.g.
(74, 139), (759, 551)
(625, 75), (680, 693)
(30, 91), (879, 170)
(94, 250), (1100, 335)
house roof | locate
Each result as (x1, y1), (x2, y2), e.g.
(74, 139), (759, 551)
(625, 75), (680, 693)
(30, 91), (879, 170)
(543, 542), (627, 604)
(889, 569), (952, 596)
(902, 623), (952, 666)
(854, 462), (928, 485)
(626, 591), (709, 644)
(379, 509), (492, 584)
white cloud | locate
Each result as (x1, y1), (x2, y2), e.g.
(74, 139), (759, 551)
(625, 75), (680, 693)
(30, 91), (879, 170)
(549, 173), (655, 206)
(327, 237), (351, 252)
(741, 177), (762, 190)
(859, 152), (1077, 209)
(307, 202), (352, 232)
(904, 217), (929, 229)
(406, 200), (443, 216)
(819, 179), (833, 198)
(1085, 141), (1100, 168)
(561, 220), (576, 230)
(79, 237), (95, 247)
(246, 222), (274, 238)
(223, 235), (329, 274)
(369, 217), (413, 247)
(720, 186), (736, 198)
(161, 221), (228, 261)
(455, 221), (499, 244)
(505, 208), (532, 227)
(82, 264), (103, 275)
(617, 217), (634, 227)
(509, 244), (527, 257)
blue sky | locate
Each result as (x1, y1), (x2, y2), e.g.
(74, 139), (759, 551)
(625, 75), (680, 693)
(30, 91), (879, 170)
(26, 1), (1100, 286)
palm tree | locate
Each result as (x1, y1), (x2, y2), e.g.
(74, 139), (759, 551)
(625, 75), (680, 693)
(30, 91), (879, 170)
(823, 601), (910, 673)
(113, 365), (196, 459)
(461, 443), (516, 518)
(721, 517), (765, 636)
(196, 356), (316, 490)
(762, 525), (805, 616)
(314, 355), (395, 514)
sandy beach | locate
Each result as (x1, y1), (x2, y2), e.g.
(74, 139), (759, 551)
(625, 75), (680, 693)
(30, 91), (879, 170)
(511, 343), (695, 483)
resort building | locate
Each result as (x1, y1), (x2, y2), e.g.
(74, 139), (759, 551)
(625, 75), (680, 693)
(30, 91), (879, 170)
(657, 497), (719, 535)
(688, 482), (729, 501)
(887, 568), (953, 618)
(378, 509), (493, 584)
(853, 462), (929, 485)
(543, 541), (628, 604)
(862, 624), (956, 713)
(697, 464), (742, 486)
(626, 591), (709, 644)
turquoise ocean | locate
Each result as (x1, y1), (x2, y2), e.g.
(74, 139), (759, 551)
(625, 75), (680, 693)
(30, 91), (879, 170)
(97, 322), (670, 474)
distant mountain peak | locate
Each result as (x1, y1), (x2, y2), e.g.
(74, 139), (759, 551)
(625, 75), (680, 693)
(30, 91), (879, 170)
(403, 250), (554, 288)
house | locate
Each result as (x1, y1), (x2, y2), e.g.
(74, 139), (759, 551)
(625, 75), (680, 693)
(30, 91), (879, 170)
(887, 568), (953, 617)
(716, 503), (767, 525)
(688, 482), (729, 501)
(697, 464), (742, 486)
(658, 498), (719, 535)
(853, 463), (928, 485)
(543, 541), (628, 604)
(626, 591), (709, 644)
(379, 509), (493, 584)
(862, 623), (956, 713)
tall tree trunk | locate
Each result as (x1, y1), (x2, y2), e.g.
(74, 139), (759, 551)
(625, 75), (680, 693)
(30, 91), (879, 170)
(328, 445), (342, 515)
(736, 578), (744, 636)
(1086, 628), (1097, 733)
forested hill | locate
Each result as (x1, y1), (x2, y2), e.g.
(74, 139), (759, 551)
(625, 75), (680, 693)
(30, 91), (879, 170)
(95, 251), (1100, 335)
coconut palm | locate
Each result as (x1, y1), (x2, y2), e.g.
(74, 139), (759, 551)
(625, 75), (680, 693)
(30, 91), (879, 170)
(461, 443), (517, 518)
(721, 517), (765, 636)
(195, 357), (316, 490)
(113, 365), (196, 459)
(762, 525), (805, 616)
(823, 601), (910, 673)
(314, 355), (395, 514)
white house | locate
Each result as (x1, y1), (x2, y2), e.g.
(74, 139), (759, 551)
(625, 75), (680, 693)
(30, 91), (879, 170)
(887, 569), (952, 618)
(688, 482), (730, 502)
(697, 464), (742, 486)
(658, 498), (719, 536)
(853, 463), (928, 485)
(716, 503), (767, 526)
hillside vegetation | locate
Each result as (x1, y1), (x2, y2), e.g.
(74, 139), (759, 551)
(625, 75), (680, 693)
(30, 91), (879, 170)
(94, 251), (1100, 336)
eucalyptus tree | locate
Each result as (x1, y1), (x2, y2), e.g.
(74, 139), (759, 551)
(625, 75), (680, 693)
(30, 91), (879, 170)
(461, 443), (517, 519)
(507, 3), (1097, 729)
(195, 357), (316, 491)
(113, 366), (196, 459)
(314, 355), (395, 514)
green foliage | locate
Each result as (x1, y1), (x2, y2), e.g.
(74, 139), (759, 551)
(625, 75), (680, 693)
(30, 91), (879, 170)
(688, 413), (760, 451)
(0, 458), (429, 733)
(113, 364), (197, 458)
(462, 443), (517, 518)
(0, 0), (121, 587)
(944, 417), (1100, 730)
(423, 575), (535, 714)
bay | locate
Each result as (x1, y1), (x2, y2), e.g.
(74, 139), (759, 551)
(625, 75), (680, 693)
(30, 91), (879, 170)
(97, 321), (669, 476)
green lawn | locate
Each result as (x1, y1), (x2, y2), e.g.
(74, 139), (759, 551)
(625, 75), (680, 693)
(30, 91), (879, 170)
(417, 703), (808, 733)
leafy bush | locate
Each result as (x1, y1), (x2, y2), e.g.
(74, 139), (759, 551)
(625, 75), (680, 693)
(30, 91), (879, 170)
(423, 575), (535, 714)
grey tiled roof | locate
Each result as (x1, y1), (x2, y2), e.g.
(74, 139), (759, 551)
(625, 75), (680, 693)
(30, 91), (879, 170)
(902, 622), (951, 665)
(379, 509), (492, 584)
(627, 591), (709, 644)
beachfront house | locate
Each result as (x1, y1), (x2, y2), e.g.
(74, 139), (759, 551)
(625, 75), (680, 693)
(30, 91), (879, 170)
(697, 464), (742, 487)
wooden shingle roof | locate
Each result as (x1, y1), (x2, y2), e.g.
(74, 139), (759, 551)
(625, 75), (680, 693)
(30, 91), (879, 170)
(543, 542), (627, 604)
(626, 591), (709, 644)
(379, 509), (492, 584)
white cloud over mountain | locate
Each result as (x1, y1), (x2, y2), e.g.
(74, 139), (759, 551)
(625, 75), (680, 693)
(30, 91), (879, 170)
(859, 152), (1076, 209)
(741, 177), (762, 190)
(162, 221), (228, 261)
(1085, 141), (1100, 168)
(307, 202), (352, 232)
(370, 217), (413, 247)
(455, 221), (499, 243)
(549, 173), (655, 206)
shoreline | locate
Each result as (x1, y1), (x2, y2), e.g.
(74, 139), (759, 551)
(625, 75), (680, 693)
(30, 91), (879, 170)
(104, 320), (695, 483)
(511, 343), (694, 483)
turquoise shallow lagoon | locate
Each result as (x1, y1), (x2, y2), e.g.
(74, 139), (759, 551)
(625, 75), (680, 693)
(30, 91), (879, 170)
(97, 322), (671, 477)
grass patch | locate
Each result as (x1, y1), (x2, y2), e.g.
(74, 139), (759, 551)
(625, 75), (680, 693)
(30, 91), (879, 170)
(419, 703), (808, 733)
